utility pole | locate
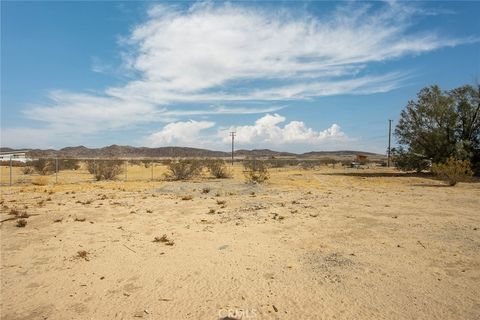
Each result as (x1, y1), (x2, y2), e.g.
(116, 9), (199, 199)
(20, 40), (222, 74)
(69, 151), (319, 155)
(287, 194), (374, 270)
(229, 131), (236, 166)
(9, 156), (12, 186)
(387, 119), (393, 167)
(55, 157), (58, 184)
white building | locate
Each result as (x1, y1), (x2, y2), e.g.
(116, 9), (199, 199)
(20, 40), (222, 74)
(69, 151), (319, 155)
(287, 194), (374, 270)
(0, 151), (30, 163)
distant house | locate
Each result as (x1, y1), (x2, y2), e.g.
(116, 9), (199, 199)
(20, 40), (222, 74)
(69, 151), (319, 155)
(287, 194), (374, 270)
(0, 151), (30, 163)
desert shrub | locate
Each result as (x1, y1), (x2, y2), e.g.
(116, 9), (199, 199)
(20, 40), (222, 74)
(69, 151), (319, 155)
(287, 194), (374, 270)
(128, 160), (142, 166)
(59, 159), (80, 170)
(141, 160), (151, 168)
(0, 160), (26, 167)
(266, 159), (288, 168)
(29, 159), (55, 175)
(204, 159), (230, 178)
(243, 159), (269, 183)
(85, 160), (96, 174)
(299, 161), (317, 170)
(164, 159), (203, 180)
(431, 157), (473, 186)
(16, 219), (27, 227)
(22, 166), (34, 174)
(88, 160), (124, 181)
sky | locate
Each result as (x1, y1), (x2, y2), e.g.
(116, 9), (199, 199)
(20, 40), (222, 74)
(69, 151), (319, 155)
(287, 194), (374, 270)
(1, 1), (479, 153)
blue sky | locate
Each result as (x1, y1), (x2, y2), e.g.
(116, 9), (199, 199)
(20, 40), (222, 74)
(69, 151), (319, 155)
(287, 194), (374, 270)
(1, 1), (479, 153)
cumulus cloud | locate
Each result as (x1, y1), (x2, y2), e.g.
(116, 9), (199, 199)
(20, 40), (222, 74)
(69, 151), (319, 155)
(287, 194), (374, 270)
(143, 114), (348, 150)
(4, 1), (476, 148)
(145, 120), (215, 147)
(220, 114), (347, 145)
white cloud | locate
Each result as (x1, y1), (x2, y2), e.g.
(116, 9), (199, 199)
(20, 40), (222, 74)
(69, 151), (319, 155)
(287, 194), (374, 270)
(145, 120), (215, 147)
(143, 114), (348, 150)
(4, 1), (476, 148)
(109, 1), (465, 104)
(220, 114), (347, 145)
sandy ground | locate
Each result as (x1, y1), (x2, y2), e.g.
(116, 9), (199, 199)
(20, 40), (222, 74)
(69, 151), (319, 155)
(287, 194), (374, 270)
(1, 165), (479, 320)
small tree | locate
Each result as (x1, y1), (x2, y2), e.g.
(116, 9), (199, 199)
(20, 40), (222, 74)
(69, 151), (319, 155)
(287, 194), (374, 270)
(164, 159), (203, 180)
(204, 159), (230, 178)
(243, 159), (269, 183)
(431, 157), (473, 186)
(391, 147), (430, 173)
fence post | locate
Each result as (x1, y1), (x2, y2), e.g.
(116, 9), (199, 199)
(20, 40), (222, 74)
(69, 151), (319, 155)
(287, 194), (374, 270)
(125, 160), (128, 181)
(55, 158), (58, 184)
(151, 161), (154, 181)
(93, 159), (96, 181)
(9, 156), (12, 186)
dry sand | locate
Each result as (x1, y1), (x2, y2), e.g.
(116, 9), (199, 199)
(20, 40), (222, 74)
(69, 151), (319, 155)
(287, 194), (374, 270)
(1, 166), (479, 319)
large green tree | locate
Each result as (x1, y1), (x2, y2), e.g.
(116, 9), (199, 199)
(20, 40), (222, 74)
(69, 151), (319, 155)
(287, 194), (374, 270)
(394, 84), (480, 173)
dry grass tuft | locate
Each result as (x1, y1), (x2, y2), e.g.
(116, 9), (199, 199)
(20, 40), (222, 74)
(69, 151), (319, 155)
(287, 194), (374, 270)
(76, 250), (89, 261)
(9, 208), (20, 216)
(9, 208), (29, 218)
(181, 195), (193, 201)
(16, 219), (27, 227)
(153, 234), (175, 246)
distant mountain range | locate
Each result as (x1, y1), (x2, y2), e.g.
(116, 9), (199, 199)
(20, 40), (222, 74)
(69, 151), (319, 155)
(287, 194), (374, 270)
(0, 145), (384, 159)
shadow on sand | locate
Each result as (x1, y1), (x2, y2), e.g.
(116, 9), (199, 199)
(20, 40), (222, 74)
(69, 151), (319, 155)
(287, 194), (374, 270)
(319, 171), (429, 179)
(319, 171), (479, 186)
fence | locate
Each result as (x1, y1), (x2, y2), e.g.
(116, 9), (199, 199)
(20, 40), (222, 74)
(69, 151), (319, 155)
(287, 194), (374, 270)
(0, 158), (173, 186)
(0, 157), (357, 187)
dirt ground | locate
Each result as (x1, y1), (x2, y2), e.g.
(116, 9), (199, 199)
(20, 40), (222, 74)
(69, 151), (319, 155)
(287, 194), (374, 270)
(1, 165), (479, 320)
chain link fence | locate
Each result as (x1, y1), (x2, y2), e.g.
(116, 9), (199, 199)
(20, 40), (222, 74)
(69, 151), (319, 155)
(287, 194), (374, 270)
(0, 157), (362, 186)
(0, 158), (174, 186)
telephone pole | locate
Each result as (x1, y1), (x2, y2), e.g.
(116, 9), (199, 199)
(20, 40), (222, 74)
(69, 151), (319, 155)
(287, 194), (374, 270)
(387, 119), (393, 167)
(229, 131), (236, 166)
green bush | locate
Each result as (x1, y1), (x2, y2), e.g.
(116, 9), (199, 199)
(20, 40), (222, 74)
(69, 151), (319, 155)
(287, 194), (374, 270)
(29, 159), (55, 175)
(243, 159), (269, 183)
(431, 157), (473, 186)
(204, 159), (230, 178)
(86, 160), (124, 181)
(164, 159), (203, 180)
(59, 159), (80, 170)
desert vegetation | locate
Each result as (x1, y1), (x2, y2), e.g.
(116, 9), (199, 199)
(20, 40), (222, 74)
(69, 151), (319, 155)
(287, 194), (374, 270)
(164, 159), (203, 180)
(243, 158), (270, 183)
(86, 160), (124, 181)
(394, 84), (480, 175)
(204, 158), (230, 178)
(432, 157), (474, 186)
